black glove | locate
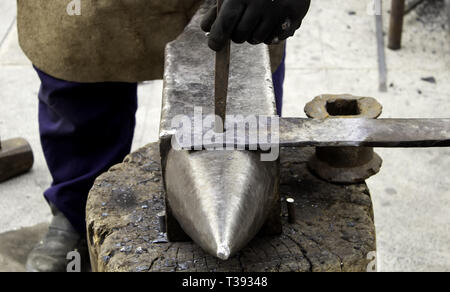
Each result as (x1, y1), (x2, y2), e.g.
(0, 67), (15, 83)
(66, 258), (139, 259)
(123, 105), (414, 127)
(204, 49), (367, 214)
(201, 0), (310, 51)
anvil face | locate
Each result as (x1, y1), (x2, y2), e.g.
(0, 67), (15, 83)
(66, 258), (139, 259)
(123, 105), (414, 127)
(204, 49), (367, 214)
(159, 2), (280, 260)
(165, 149), (279, 260)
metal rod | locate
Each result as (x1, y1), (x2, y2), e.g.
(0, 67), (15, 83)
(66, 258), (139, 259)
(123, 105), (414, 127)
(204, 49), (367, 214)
(388, 0), (406, 50)
(287, 198), (296, 224)
(179, 118), (450, 149)
(158, 211), (167, 233)
(375, 0), (388, 92)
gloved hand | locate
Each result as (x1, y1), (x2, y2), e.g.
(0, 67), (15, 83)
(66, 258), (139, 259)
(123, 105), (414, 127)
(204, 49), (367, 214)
(201, 0), (311, 51)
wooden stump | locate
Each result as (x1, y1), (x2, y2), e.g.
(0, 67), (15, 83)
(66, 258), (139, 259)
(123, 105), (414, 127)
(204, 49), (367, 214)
(87, 143), (376, 272)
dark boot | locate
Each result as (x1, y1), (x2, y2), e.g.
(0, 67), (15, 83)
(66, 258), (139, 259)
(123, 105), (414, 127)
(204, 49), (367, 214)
(26, 206), (89, 272)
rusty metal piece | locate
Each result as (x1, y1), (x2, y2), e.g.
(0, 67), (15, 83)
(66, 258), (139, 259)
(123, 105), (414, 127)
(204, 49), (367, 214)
(279, 118), (450, 148)
(305, 94), (383, 184)
(304, 94), (382, 119)
(0, 137), (34, 182)
(388, 0), (406, 50)
(286, 198), (296, 224)
(159, 1), (281, 260)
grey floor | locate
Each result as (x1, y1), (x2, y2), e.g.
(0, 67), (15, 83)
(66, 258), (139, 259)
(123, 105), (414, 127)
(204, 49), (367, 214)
(0, 0), (449, 272)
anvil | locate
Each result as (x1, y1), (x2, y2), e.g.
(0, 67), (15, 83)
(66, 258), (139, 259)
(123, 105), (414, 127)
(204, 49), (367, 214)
(160, 2), (281, 260)
(159, 1), (450, 261)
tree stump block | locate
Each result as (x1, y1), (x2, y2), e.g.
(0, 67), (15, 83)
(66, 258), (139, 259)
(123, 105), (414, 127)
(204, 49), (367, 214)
(87, 143), (376, 272)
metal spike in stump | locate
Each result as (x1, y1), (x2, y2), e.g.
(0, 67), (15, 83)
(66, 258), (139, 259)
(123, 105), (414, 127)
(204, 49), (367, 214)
(159, 2), (281, 260)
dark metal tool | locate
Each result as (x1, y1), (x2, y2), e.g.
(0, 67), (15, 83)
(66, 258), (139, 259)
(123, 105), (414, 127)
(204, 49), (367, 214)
(0, 137), (34, 182)
(214, 0), (231, 132)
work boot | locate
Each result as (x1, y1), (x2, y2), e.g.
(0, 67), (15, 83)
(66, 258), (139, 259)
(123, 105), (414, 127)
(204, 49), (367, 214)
(26, 206), (89, 272)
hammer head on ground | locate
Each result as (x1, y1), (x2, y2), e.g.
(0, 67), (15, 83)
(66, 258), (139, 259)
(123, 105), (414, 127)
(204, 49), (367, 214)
(0, 138), (34, 182)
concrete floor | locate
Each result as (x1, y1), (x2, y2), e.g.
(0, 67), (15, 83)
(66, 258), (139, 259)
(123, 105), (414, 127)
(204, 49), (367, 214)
(0, 0), (449, 272)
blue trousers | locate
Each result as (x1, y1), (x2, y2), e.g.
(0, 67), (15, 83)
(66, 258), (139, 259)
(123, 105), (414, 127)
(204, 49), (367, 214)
(36, 54), (285, 235)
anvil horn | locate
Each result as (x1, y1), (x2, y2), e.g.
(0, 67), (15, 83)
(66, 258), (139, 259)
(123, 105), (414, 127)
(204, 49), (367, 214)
(165, 149), (278, 260)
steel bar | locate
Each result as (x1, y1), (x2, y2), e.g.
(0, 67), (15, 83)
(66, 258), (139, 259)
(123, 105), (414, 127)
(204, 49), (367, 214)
(279, 118), (450, 148)
(176, 118), (450, 149)
(388, 0), (406, 50)
(375, 0), (388, 92)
